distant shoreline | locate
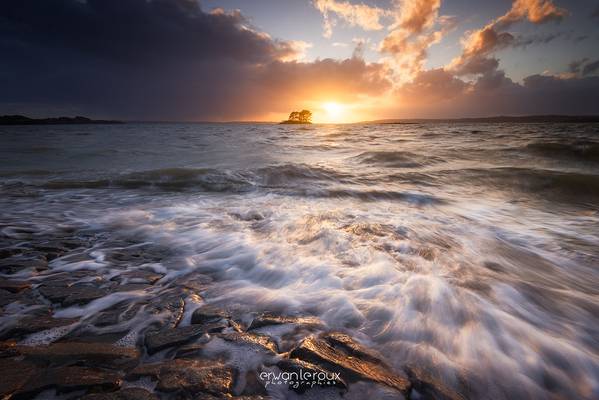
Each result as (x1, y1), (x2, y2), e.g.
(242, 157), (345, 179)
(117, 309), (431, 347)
(364, 115), (599, 124)
(279, 120), (312, 125)
(0, 115), (123, 125)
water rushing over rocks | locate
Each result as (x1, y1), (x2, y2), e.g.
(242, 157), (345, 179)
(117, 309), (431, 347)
(0, 122), (598, 399)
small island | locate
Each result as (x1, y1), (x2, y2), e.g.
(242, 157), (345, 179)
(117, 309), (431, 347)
(0, 115), (122, 125)
(280, 109), (312, 124)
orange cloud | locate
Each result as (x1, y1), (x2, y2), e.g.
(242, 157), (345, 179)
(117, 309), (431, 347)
(450, 0), (567, 75)
(381, 0), (454, 82)
(313, 0), (388, 38)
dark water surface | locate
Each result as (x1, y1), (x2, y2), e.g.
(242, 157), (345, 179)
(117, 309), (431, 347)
(1, 122), (598, 399)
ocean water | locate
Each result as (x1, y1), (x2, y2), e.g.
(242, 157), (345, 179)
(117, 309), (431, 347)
(1, 122), (598, 398)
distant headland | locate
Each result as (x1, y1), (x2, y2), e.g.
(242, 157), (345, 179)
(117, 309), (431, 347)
(0, 115), (123, 125)
(280, 110), (312, 124)
(365, 115), (599, 124)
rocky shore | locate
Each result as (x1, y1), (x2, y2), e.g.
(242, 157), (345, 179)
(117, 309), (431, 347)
(0, 226), (466, 400)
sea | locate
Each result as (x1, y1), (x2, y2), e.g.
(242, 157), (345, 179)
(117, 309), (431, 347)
(1, 122), (598, 399)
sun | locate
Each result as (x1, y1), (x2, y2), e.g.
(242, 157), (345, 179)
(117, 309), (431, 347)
(323, 102), (345, 122)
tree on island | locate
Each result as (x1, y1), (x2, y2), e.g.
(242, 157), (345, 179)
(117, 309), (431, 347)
(282, 109), (312, 124)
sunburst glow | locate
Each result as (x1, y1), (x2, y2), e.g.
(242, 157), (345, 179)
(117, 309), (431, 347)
(322, 102), (345, 123)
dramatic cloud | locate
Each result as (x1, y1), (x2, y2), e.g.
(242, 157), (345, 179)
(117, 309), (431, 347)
(393, 68), (599, 117)
(380, 0), (454, 82)
(0, 0), (389, 120)
(450, 0), (567, 75)
(1, 0), (597, 120)
(582, 60), (599, 76)
(495, 0), (567, 29)
(313, 0), (388, 38)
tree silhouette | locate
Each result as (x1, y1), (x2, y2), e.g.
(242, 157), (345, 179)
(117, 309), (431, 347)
(283, 109), (312, 124)
(288, 111), (300, 122)
(298, 110), (312, 123)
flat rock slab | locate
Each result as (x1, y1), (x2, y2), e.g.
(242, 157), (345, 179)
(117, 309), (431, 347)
(191, 305), (230, 324)
(0, 278), (31, 293)
(0, 253), (48, 274)
(81, 387), (159, 400)
(0, 314), (77, 339)
(127, 359), (233, 396)
(248, 314), (323, 330)
(289, 335), (411, 394)
(145, 290), (186, 328)
(0, 288), (21, 307)
(13, 366), (122, 398)
(39, 284), (109, 306)
(112, 270), (164, 285)
(277, 358), (347, 393)
(0, 358), (40, 398)
(218, 332), (279, 354)
(17, 342), (140, 369)
(322, 332), (384, 364)
(405, 365), (468, 400)
(145, 322), (228, 354)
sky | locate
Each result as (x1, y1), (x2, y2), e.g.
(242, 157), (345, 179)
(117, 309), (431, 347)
(1, 0), (599, 122)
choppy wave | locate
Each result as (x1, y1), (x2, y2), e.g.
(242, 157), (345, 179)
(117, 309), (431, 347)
(353, 151), (441, 168)
(449, 167), (599, 203)
(523, 141), (599, 162)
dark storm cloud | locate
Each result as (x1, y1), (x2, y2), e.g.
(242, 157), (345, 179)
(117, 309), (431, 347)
(0, 0), (389, 120)
(582, 59), (599, 76)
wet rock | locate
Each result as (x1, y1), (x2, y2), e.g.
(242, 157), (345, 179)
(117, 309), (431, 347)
(0, 340), (20, 358)
(145, 290), (186, 328)
(111, 283), (151, 293)
(218, 331), (279, 354)
(0, 288), (20, 307)
(81, 387), (159, 400)
(289, 335), (410, 393)
(0, 244), (22, 259)
(405, 365), (467, 400)
(277, 358), (347, 393)
(0, 358), (40, 398)
(191, 304), (230, 324)
(127, 359), (233, 396)
(112, 269), (164, 285)
(17, 342), (140, 369)
(0, 314), (77, 339)
(171, 274), (213, 292)
(241, 370), (268, 396)
(93, 302), (141, 327)
(13, 366), (122, 398)
(39, 283), (109, 306)
(0, 278), (31, 293)
(248, 314), (323, 331)
(0, 253), (47, 274)
(145, 322), (227, 354)
(322, 332), (384, 364)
